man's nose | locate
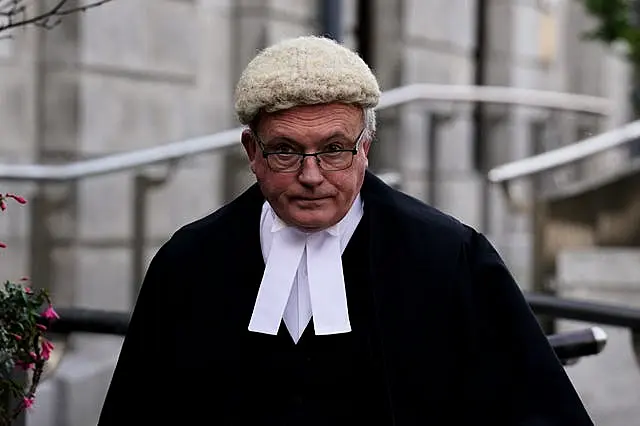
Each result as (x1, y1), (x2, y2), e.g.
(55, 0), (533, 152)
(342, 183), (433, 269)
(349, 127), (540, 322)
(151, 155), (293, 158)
(297, 156), (324, 186)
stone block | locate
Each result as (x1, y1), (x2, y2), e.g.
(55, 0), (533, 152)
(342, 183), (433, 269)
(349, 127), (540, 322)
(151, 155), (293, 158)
(486, 179), (511, 238)
(77, 172), (134, 240)
(40, 70), (80, 154)
(433, 175), (482, 229)
(269, 0), (316, 20)
(237, 0), (268, 7)
(80, 0), (197, 76)
(74, 247), (132, 312)
(557, 248), (640, 289)
(68, 334), (124, 359)
(0, 34), (14, 59)
(49, 246), (81, 309)
(557, 318), (640, 426)
(0, 187), (30, 239)
(195, 5), (235, 129)
(509, 63), (548, 92)
(487, 0), (513, 57)
(402, 45), (474, 85)
(0, 239), (29, 283)
(54, 343), (121, 426)
(145, 159), (225, 239)
(435, 116), (474, 172)
(556, 249), (640, 426)
(403, 0), (476, 52)
(0, 65), (30, 159)
(484, 52), (512, 87)
(372, 0), (403, 90)
(267, 19), (317, 43)
(77, 73), (200, 155)
(26, 379), (57, 426)
(341, 0), (357, 41)
(201, 0), (233, 8)
(563, 324), (640, 426)
(398, 104), (430, 172)
(512, 5), (545, 63)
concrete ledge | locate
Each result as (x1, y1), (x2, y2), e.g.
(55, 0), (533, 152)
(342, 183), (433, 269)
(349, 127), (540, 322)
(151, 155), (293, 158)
(26, 380), (57, 426)
(559, 321), (640, 426)
(557, 249), (640, 426)
(26, 336), (122, 426)
(557, 248), (640, 289)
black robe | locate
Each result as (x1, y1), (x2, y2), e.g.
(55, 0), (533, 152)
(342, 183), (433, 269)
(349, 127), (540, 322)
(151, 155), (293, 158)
(97, 171), (593, 425)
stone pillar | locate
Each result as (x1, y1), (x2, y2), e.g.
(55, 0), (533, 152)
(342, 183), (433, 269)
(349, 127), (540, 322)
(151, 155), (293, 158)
(396, 0), (481, 230)
(366, 0), (402, 176)
(29, 0), (82, 310)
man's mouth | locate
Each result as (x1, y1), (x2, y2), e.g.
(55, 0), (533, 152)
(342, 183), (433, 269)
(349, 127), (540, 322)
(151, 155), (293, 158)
(292, 196), (331, 202)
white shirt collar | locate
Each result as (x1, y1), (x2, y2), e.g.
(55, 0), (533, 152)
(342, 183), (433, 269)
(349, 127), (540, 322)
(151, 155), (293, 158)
(248, 195), (364, 343)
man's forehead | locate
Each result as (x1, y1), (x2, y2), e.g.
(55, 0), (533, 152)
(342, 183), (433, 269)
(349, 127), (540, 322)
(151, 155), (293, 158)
(258, 104), (363, 137)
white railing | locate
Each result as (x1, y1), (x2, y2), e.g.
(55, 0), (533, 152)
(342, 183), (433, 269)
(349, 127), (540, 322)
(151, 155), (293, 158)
(0, 83), (611, 183)
(488, 119), (640, 184)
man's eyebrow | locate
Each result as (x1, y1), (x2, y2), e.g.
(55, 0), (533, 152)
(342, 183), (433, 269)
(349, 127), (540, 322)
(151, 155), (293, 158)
(264, 136), (302, 147)
(267, 131), (352, 144)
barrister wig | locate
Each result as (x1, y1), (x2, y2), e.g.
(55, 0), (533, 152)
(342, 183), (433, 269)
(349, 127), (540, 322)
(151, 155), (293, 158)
(234, 35), (381, 125)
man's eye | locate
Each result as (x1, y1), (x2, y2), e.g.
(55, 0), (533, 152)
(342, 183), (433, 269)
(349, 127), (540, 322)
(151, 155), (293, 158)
(325, 143), (344, 151)
(273, 144), (296, 152)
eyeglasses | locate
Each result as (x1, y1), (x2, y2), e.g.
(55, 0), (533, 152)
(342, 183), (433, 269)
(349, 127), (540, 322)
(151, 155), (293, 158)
(254, 128), (366, 173)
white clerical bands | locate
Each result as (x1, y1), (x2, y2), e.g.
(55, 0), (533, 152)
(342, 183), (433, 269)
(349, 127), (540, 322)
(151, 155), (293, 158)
(249, 196), (363, 343)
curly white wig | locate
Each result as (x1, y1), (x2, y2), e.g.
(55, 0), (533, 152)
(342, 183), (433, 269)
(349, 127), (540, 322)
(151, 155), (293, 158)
(234, 35), (381, 125)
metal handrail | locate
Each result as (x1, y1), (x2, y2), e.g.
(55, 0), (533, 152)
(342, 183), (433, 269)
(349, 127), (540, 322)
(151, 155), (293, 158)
(527, 292), (640, 330)
(488, 119), (640, 184)
(47, 293), (640, 336)
(46, 293), (632, 363)
(0, 84), (610, 182)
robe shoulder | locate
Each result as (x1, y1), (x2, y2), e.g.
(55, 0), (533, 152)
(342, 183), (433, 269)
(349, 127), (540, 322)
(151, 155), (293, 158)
(368, 179), (484, 261)
(155, 186), (262, 260)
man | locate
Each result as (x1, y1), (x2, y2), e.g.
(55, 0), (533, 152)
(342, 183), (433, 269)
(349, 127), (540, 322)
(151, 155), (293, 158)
(98, 36), (593, 425)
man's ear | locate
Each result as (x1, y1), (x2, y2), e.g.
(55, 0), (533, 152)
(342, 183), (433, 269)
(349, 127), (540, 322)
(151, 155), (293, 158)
(361, 135), (373, 158)
(241, 129), (257, 163)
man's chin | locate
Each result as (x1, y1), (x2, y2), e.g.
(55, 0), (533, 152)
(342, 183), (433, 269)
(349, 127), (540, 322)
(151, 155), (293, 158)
(288, 212), (336, 232)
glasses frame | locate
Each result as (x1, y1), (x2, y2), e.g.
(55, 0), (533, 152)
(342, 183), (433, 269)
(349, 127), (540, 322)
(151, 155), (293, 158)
(253, 127), (367, 173)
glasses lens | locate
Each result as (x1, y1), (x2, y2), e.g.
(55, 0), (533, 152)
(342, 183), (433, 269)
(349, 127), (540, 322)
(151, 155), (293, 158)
(266, 151), (355, 172)
(318, 152), (353, 171)
(268, 153), (301, 172)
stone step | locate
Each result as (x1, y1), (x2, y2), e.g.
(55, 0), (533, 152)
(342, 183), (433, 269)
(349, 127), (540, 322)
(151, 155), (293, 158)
(26, 336), (122, 426)
(555, 247), (640, 426)
(557, 248), (640, 290)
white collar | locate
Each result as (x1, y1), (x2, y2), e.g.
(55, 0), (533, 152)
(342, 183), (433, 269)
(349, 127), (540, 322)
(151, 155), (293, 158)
(248, 195), (364, 343)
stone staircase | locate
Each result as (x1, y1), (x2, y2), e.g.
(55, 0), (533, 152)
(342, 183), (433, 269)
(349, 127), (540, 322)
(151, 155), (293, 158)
(26, 336), (121, 426)
(556, 248), (640, 426)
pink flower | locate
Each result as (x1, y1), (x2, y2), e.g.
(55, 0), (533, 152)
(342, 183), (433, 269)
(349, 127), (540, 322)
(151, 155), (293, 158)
(5, 193), (27, 204)
(0, 199), (5, 211)
(42, 305), (60, 320)
(36, 323), (47, 331)
(21, 276), (30, 281)
(41, 340), (55, 360)
(0, 241), (6, 249)
(11, 333), (22, 341)
(24, 286), (32, 294)
(22, 396), (34, 409)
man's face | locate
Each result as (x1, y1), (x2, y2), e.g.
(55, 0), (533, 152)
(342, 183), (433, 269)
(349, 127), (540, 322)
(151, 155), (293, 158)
(241, 103), (371, 232)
